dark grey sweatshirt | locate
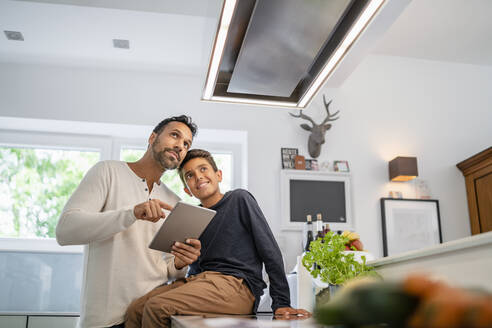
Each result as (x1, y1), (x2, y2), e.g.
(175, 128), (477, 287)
(188, 189), (291, 312)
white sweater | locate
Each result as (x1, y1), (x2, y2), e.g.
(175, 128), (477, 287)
(56, 160), (187, 328)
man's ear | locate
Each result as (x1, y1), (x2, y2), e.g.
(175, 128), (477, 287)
(184, 186), (193, 197)
(148, 132), (157, 146)
(216, 170), (223, 183)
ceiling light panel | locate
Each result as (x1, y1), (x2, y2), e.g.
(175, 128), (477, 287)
(203, 0), (410, 108)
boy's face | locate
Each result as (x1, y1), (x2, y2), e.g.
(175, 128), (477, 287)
(182, 157), (222, 200)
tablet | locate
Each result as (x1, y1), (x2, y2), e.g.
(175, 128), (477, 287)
(148, 201), (216, 253)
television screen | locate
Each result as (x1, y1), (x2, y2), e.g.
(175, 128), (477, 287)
(289, 179), (346, 223)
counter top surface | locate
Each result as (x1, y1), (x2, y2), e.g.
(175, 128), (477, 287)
(171, 314), (323, 328)
(368, 230), (492, 267)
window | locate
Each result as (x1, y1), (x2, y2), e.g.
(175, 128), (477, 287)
(0, 147), (99, 238)
(0, 118), (246, 247)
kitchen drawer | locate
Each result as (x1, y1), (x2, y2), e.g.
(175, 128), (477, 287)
(0, 315), (27, 328)
(27, 316), (79, 328)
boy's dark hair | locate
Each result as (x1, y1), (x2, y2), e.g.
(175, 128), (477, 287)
(178, 149), (218, 185)
(153, 115), (197, 137)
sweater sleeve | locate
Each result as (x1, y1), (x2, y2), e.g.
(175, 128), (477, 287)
(239, 190), (291, 312)
(165, 255), (189, 280)
(56, 161), (137, 245)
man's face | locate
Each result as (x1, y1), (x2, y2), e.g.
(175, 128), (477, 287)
(182, 157), (222, 200)
(150, 121), (193, 170)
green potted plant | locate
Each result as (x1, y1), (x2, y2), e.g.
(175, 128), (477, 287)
(302, 231), (379, 305)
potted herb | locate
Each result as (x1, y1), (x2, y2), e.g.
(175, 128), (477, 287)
(302, 231), (378, 305)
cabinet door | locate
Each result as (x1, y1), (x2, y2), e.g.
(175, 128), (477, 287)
(475, 168), (492, 232)
(0, 316), (27, 328)
(27, 316), (79, 328)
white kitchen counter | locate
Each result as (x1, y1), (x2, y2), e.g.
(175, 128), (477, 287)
(368, 230), (492, 291)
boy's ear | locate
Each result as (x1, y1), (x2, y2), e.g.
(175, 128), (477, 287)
(216, 170), (223, 183)
(184, 186), (193, 197)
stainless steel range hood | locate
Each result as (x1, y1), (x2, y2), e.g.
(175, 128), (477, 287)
(202, 0), (411, 108)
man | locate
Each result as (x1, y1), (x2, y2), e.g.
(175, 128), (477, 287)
(125, 149), (311, 328)
(56, 115), (202, 328)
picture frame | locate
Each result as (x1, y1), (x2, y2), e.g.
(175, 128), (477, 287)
(334, 160), (349, 172)
(294, 155), (306, 170)
(380, 198), (442, 257)
(305, 159), (312, 170)
(304, 159), (318, 171)
(281, 148), (298, 169)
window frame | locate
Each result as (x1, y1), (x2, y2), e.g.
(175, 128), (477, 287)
(0, 117), (247, 252)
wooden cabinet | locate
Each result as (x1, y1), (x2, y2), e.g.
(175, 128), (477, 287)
(457, 147), (492, 234)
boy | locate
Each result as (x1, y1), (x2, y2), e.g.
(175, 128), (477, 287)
(125, 149), (310, 328)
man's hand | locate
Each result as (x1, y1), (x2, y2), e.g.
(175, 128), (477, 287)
(172, 239), (201, 270)
(274, 307), (311, 320)
(134, 199), (173, 222)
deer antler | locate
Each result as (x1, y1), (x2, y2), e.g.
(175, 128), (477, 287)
(289, 110), (316, 126)
(321, 95), (340, 124)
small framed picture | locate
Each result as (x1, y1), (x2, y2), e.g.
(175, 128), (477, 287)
(334, 160), (349, 172)
(281, 148), (298, 169)
(305, 159), (312, 170)
(294, 155), (306, 170)
(303, 159), (319, 171)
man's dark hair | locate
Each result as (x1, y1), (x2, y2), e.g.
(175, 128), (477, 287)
(178, 149), (218, 185)
(153, 115), (197, 137)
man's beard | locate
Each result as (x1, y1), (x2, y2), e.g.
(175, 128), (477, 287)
(152, 143), (180, 170)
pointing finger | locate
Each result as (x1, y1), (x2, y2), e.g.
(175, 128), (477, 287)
(156, 200), (173, 211)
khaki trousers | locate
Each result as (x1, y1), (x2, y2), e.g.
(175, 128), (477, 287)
(125, 271), (255, 328)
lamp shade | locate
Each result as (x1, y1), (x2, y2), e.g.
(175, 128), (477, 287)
(389, 156), (418, 181)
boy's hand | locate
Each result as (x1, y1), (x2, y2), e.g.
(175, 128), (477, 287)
(134, 199), (173, 222)
(274, 307), (311, 320)
(172, 239), (201, 269)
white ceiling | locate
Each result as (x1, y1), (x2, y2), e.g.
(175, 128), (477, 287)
(373, 0), (492, 66)
(0, 0), (491, 76)
(0, 0), (220, 73)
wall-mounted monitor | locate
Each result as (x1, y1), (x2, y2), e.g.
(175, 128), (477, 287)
(280, 169), (353, 231)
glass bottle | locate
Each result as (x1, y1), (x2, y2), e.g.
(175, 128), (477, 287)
(304, 215), (314, 252)
(323, 223), (331, 236)
(316, 213), (324, 240)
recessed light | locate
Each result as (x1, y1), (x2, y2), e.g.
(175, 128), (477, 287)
(113, 39), (130, 49)
(4, 30), (24, 41)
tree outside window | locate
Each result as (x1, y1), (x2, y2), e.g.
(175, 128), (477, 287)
(0, 147), (99, 239)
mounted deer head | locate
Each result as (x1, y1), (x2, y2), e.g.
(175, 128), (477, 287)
(289, 95), (340, 158)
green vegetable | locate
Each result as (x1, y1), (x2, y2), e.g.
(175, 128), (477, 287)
(315, 281), (419, 326)
(302, 231), (378, 285)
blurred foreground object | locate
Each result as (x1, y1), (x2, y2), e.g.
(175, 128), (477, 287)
(404, 274), (492, 328)
(315, 274), (492, 327)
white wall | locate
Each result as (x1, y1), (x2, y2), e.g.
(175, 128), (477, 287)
(0, 55), (491, 270)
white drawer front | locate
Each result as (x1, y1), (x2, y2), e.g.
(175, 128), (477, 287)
(27, 316), (79, 328)
(0, 316), (27, 328)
